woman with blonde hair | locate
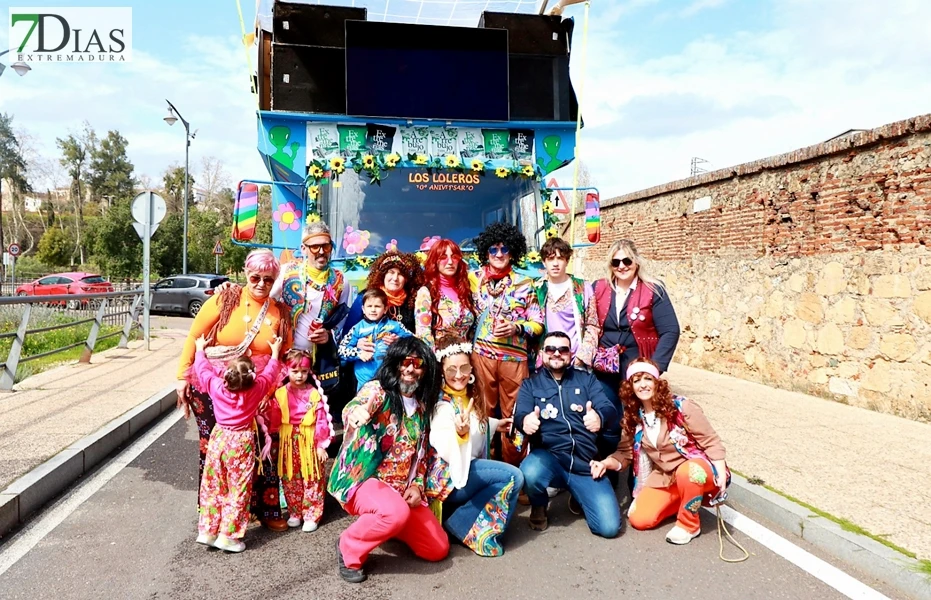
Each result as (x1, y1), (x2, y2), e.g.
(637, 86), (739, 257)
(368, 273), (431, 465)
(591, 239), (680, 411)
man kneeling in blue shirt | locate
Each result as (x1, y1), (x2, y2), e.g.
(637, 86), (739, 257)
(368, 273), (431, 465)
(515, 331), (621, 537)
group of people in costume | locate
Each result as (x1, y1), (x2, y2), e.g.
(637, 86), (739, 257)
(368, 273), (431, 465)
(174, 218), (731, 582)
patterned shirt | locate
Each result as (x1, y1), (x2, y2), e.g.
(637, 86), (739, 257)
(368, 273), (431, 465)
(470, 268), (544, 361)
(413, 285), (476, 350)
(327, 380), (427, 505)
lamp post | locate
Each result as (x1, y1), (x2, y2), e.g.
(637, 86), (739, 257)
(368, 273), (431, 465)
(0, 49), (32, 78)
(163, 99), (192, 274)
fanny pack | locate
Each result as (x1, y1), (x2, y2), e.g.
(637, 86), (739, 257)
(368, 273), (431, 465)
(593, 344), (625, 374)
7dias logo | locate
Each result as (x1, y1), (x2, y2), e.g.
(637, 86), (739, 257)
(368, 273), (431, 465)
(9, 7), (132, 63)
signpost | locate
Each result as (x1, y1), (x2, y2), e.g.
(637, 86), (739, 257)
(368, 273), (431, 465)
(7, 243), (20, 286)
(131, 192), (167, 350)
(547, 178), (570, 214)
(213, 240), (223, 274)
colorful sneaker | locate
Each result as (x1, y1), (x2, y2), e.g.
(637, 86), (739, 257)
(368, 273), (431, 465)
(287, 516), (301, 528)
(213, 535), (246, 553)
(195, 533), (217, 546)
(665, 525), (701, 545)
(302, 520), (319, 533)
(336, 538), (366, 583)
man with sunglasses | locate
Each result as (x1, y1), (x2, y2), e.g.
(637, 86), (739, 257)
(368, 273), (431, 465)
(328, 337), (446, 583)
(470, 222), (544, 467)
(514, 331), (621, 537)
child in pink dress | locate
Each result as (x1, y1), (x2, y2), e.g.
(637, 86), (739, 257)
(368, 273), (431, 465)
(265, 349), (334, 532)
(193, 334), (282, 553)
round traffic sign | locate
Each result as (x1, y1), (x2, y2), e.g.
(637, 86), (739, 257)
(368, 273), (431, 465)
(8, 243), (21, 257)
(131, 191), (168, 226)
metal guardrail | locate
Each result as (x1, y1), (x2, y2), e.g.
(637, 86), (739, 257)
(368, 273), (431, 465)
(0, 290), (144, 391)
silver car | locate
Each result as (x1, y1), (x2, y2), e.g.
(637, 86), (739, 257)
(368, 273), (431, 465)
(151, 274), (229, 317)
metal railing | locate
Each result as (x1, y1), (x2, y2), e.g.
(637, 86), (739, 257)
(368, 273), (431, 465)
(0, 290), (144, 391)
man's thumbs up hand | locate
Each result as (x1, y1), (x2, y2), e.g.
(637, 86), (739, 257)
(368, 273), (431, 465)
(583, 400), (601, 433)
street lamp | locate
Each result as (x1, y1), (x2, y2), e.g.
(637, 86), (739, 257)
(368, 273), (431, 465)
(163, 99), (193, 274)
(0, 49), (32, 78)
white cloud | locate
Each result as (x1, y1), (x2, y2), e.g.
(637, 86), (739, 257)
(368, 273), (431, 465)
(574, 0), (931, 197)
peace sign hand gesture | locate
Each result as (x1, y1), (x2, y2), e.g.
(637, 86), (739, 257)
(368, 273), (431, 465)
(455, 398), (473, 437)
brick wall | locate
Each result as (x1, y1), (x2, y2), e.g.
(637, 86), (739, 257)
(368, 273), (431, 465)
(576, 114), (931, 421)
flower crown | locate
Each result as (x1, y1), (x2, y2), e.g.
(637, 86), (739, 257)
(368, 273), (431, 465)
(435, 342), (473, 361)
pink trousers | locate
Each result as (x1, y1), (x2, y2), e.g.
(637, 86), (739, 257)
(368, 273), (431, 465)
(338, 478), (449, 569)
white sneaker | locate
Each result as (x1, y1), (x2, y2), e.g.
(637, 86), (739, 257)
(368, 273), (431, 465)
(213, 535), (246, 553)
(287, 516), (301, 528)
(195, 533), (217, 546)
(546, 487), (565, 498)
(302, 520), (319, 533)
(665, 525), (701, 545)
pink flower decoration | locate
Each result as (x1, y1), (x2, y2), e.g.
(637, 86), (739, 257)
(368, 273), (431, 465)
(420, 236), (441, 251)
(272, 201), (302, 231)
(386, 239), (398, 252)
(342, 226), (371, 255)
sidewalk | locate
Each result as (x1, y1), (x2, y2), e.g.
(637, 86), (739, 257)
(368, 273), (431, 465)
(0, 328), (186, 491)
(667, 363), (931, 561)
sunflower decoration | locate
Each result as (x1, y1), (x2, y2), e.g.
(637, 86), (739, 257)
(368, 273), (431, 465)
(357, 256), (374, 269)
(362, 154), (376, 169)
(521, 164), (535, 178)
(444, 155), (461, 169)
(470, 158), (485, 172)
(305, 213), (321, 224)
(309, 163), (325, 179)
(414, 154), (429, 166)
(385, 153), (401, 168)
(525, 250), (542, 264)
(307, 184), (321, 200)
(495, 166), (510, 179)
(542, 199), (554, 214)
(329, 157), (346, 174)
(546, 226), (559, 239)
(415, 250), (428, 265)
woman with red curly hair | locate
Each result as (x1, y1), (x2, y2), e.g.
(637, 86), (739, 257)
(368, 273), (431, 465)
(591, 358), (730, 545)
(413, 239), (476, 350)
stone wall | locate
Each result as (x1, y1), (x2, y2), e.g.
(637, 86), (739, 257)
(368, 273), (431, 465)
(576, 114), (931, 421)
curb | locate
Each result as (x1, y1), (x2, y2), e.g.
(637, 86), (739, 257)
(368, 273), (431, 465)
(726, 472), (931, 600)
(0, 384), (177, 540)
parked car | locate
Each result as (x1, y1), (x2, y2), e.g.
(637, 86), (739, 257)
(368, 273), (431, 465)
(151, 274), (230, 317)
(15, 272), (114, 308)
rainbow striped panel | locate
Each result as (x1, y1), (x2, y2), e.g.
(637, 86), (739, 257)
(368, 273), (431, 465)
(234, 182), (258, 241)
(585, 193), (601, 244)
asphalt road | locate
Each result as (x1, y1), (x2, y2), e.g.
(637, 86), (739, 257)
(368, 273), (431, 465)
(0, 416), (900, 600)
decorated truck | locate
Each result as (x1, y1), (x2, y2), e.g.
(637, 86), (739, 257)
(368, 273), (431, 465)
(232, 0), (601, 291)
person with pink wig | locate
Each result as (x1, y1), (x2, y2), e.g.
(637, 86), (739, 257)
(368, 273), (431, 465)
(176, 248), (294, 532)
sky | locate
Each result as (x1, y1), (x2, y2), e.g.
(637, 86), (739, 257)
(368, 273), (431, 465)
(1, 0), (929, 200)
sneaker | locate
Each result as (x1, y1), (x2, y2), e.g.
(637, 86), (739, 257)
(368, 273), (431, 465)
(336, 538), (366, 583)
(195, 533), (217, 546)
(665, 525), (701, 545)
(302, 520), (319, 533)
(529, 506), (549, 531)
(546, 487), (564, 498)
(287, 516), (301, 528)
(568, 495), (583, 516)
(213, 535), (246, 553)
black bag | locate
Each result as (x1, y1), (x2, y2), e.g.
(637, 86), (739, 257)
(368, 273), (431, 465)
(313, 303), (349, 393)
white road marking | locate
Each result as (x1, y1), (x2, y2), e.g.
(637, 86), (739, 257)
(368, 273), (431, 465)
(0, 410), (184, 577)
(709, 504), (891, 600)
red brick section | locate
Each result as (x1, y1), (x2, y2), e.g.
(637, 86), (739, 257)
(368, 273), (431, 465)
(586, 113), (931, 262)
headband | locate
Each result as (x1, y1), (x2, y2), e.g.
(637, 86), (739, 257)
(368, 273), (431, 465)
(626, 362), (660, 381)
(302, 231), (332, 244)
(288, 355), (311, 369)
(435, 342), (472, 361)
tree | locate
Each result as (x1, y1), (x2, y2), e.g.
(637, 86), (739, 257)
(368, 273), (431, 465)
(0, 113), (30, 271)
(87, 129), (136, 208)
(36, 227), (74, 267)
(151, 213), (184, 277)
(89, 197), (140, 278)
(161, 165), (196, 215)
(57, 122), (96, 264)
(198, 156), (231, 213)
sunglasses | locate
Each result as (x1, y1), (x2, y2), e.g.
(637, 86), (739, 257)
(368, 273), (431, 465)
(543, 345), (571, 355)
(248, 275), (275, 285)
(489, 245), (510, 257)
(401, 356), (425, 369)
(303, 242), (332, 255)
(444, 364), (473, 377)
(611, 257), (634, 268)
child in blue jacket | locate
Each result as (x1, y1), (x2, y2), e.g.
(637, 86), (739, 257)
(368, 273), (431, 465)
(338, 288), (413, 390)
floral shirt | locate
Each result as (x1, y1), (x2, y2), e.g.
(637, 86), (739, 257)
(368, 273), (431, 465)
(327, 380), (427, 505)
(414, 285), (475, 350)
(470, 269), (544, 361)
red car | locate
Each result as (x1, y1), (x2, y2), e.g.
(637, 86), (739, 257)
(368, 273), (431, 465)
(15, 272), (115, 307)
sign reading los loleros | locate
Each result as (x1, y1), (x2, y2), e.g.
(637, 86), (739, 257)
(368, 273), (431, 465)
(9, 7), (132, 64)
